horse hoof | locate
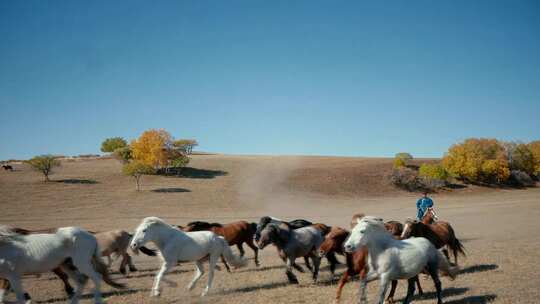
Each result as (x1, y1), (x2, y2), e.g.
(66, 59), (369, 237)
(151, 290), (161, 297)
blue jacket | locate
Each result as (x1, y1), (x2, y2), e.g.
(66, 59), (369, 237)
(416, 197), (434, 220)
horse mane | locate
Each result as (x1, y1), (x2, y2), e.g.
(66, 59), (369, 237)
(186, 221), (223, 228)
(0, 225), (24, 245)
(142, 217), (175, 229)
(359, 216), (386, 232)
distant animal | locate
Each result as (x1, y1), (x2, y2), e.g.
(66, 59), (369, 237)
(1, 165), (13, 171)
(319, 224), (423, 303)
(0, 226), (124, 304)
(401, 211), (466, 266)
(350, 212), (365, 229)
(130, 217), (247, 297)
(95, 230), (156, 275)
(344, 216), (458, 304)
(182, 220), (259, 267)
(257, 223), (323, 284)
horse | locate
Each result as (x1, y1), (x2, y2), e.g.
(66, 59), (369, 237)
(130, 217), (247, 297)
(344, 216), (458, 304)
(254, 216), (313, 242)
(384, 221), (404, 237)
(319, 225), (423, 303)
(95, 230), (156, 275)
(0, 226), (124, 304)
(182, 220), (259, 267)
(2, 165), (13, 171)
(350, 213), (365, 229)
(401, 213), (466, 265)
(257, 223), (323, 284)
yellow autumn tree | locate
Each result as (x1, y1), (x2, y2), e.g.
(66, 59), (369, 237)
(442, 138), (510, 184)
(528, 140), (540, 176)
(131, 129), (172, 169)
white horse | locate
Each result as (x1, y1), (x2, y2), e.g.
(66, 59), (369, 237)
(344, 216), (458, 304)
(129, 217), (247, 297)
(0, 226), (124, 304)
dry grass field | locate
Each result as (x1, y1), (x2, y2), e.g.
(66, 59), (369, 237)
(1, 154), (539, 303)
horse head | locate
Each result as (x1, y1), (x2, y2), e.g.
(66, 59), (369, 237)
(257, 223), (290, 250)
(130, 217), (167, 254)
(319, 227), (349, 257)
(344, 216), (384, 253)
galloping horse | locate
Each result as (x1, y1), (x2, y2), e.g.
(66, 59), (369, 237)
(257, 223), (323, 284)
(0, 226), (124, 304)
(130, 217), (246, 297)
(401, 208), (466, 265)
(182, 220), (259, 266)
(344, 216), (458, 304)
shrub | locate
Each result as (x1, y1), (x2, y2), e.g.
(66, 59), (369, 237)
(123, 161), (155, 191)
(442, 138), (510, 184)
(419, 163), (449, 181)
(393, 157), (406, 168)
(131, 129), (172, 169)
(113, 146), (133, 164)
(101, 137), (127, 153)
(507, 143), (535, 176)
(25, 155), (61, 182)
(395, 153), (413, 161)
(390, 167), (422, 191)
(508, 170), (535, 187)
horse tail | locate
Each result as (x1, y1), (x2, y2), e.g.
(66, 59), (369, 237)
(91, 245), (125, 289)
(436, 250), (459, 280)
(219, 237), (247, 269)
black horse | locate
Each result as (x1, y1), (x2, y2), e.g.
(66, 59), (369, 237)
(2, 165), (13, 171)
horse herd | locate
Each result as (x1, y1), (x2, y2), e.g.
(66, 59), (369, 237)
(0, 208), (465, 304)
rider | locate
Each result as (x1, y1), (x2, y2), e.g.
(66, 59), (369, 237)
(416, 191), (434, 220)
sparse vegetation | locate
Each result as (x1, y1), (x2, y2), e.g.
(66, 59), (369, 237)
(394, 152), (413, 167)
(25, 155), (61, 181)
(393, 157), (406, 168)
(100, 137), (128, 153)
(122, 161), (155, 191)
(173, 139), (198, 155)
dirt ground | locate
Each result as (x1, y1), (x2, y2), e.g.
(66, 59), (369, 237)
(1, 155), (539, 303)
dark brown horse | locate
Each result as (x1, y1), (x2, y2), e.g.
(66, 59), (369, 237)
(310, 223), (341, 274)
(2, 165), (13, 171)
(182, 220), (260, 267)
(402, 210), (466, 265)
(319, 224), (423, 303)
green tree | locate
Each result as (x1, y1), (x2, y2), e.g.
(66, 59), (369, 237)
(25, 155), (61, 181)
(509, 143), (535, 176)
(113, 146), (133, 164)
(173, 139), (198, 155)
(101, 137), (128, 153)
(122, 161), (155, 191)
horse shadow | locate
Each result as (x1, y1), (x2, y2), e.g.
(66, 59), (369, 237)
(169, 167), (228, 179)
(236, 264), (285, 273)
(35, 288), (148, 303)
(458, 264), (498, 275)
(444, 294), (497, 304)
(124, 268), (190, 279)
(218, 281), (290, 295)
(151, 188), (191, 193)
(54, 179), (98, 184)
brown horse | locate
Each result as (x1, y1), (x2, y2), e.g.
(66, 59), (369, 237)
(182, 220), (260, 267)
(310, 223), (341, 274)
(350, 213), (365, 229)
(402, 209), (466, 265)
(384, 220), (404, 237)
(320, 223), (423, 303)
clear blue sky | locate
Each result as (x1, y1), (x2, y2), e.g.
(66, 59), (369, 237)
(1, 1), (539, 160)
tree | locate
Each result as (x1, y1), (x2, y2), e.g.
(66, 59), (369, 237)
(25, 155), (61, 182)
(508, 143), (535, 176)
(122, 161), (155, 191)
(131, 129), (172, 169)
(101, 137), (127, 153)
(113, 146), (133, 164)
(528, 141), (540, 177)
(419, 163), (449, 181)
(173, 139), (198, 155)
(442, 138), (510, 184)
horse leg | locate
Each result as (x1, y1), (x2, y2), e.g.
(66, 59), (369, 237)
(415, 275), (424, 295)
(310, 253), (321, 282)
(0, 278), (9, 302)
(152, 262), (172, 297)
(427, 263), (443, 304)
(60, 264), (88, 304)
(236, 243), (245, 257)
(53, 267), (75, 297)
(359, 270), (379, 304)
(5, 275), (26, 304)
(386, 280), (397, 304)
(326, 252), (340, 275)
(188, 261), (204, 291)
(126, 253), (138, 272)
(202, 254), (218, 296)
(220, 255), (231, 273)
(71, 258), (105, 304)
(245, 237), (260, 266)
(119, 254), (128, 275)
(402, 277), (417, 304)
(304, 256), (313, 272)
(376, 275), (390, 304)
(335, 271), (350, 302)
(286, 257), (299, 284)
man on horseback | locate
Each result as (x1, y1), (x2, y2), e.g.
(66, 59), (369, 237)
(416, 191), (434, 221)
